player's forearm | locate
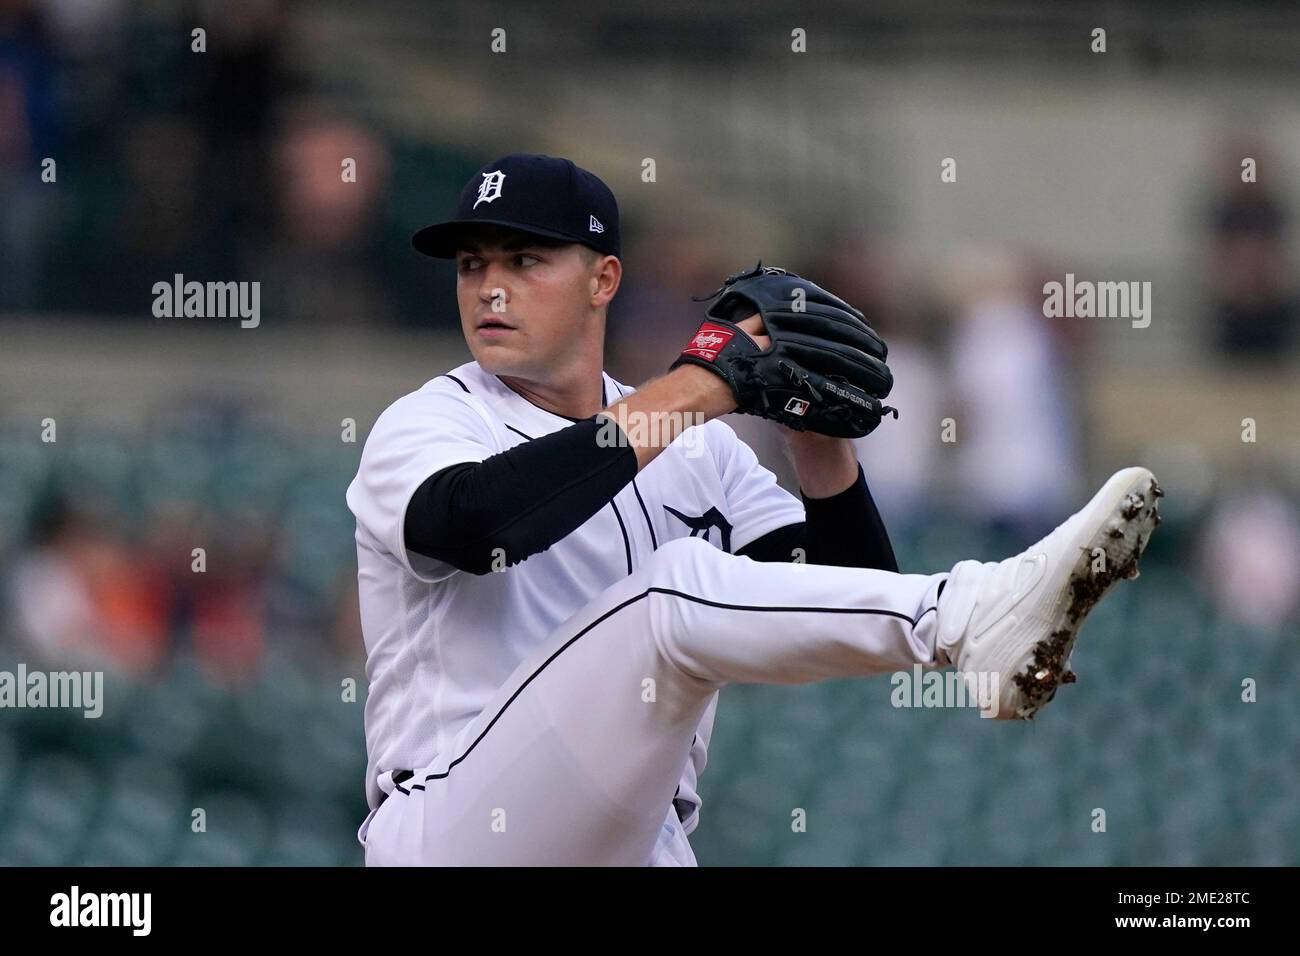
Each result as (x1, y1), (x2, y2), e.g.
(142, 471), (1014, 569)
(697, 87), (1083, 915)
(737, 465), (899, 572)
(783, 433), (897, 569)
(598, 365), (736, 472)
(781, 429), (861, 499)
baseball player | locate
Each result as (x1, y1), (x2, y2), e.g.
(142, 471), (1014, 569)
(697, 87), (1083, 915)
(347, 153), (1162, 866)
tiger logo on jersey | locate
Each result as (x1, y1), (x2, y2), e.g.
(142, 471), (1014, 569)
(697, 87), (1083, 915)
(664, 505), (733, 552)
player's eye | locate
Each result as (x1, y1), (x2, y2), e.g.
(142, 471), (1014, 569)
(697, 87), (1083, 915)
(515, 253), (540, 267)
(458, 257), (482, 272)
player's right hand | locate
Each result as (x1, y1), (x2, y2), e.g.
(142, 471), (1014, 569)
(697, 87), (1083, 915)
(735, 314), (771, 351)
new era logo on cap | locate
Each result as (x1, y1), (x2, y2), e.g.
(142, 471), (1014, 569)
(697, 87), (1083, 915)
(411, 153), (621, 259)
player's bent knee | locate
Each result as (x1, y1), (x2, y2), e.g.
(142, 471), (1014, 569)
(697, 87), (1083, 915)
(641, 535), (721, 585)
(636, 538), (730, 684)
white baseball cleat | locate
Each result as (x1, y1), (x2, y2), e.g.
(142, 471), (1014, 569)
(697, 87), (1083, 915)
(935, 467), (1163, 720)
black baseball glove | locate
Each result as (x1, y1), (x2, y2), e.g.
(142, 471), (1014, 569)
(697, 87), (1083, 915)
(669, 263), (896, 439)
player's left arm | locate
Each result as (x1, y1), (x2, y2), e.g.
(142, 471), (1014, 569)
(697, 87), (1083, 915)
(717, 423), (898, 572)
(779, 427), (859, 498)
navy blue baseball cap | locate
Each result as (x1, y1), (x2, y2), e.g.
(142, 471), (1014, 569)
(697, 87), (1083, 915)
(412, 153), (621, 259)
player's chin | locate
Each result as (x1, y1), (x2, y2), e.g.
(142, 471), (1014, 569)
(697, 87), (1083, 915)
(469, 339), (527, 374)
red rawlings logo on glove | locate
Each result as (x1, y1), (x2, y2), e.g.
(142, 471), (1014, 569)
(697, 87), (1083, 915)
(680, 322), (736, 363)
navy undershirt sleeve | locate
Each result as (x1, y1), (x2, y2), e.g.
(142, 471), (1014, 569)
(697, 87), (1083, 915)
(405, 416), (896, 576)
(404, 416), (637, 575)
(736, 464), (898, 572)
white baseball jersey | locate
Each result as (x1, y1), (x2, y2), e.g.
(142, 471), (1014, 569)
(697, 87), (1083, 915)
(345, 361), (807, 835)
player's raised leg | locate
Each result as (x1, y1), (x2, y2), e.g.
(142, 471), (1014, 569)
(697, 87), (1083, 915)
(362, 466), (1160, 865)
(363, 536), (945, 866)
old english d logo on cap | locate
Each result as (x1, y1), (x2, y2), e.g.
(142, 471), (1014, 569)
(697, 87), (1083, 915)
(412, 153), (621, 259)
(473, 170), (507, 208)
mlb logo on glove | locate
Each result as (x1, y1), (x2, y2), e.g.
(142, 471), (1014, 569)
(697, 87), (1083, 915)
(784, 397), (810, 417)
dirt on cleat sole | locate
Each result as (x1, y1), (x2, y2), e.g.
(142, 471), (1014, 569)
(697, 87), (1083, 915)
(1010, 473), (1163, 719)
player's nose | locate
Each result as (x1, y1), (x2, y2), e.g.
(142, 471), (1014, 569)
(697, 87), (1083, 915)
(475, 262), (511, 304)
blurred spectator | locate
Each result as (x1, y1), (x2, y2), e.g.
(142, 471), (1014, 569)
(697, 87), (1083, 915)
(102, 113), (230, 312)
(941, 246), (1081, 537)
(1197, 480), (1300, 631)
(1203, 132), (1298, 358)
(191, 0), (288, 248)
(252, 112), (393, 325)
(140, 498), (269, 685)
(7, 491), (168, 672)
(0, 0), (60, 309)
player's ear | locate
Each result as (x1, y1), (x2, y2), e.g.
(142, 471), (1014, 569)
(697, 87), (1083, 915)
(590, 254), (621, 307)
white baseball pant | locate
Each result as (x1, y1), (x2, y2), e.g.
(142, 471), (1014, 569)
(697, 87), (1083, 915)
(358, 535), (951, 866)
